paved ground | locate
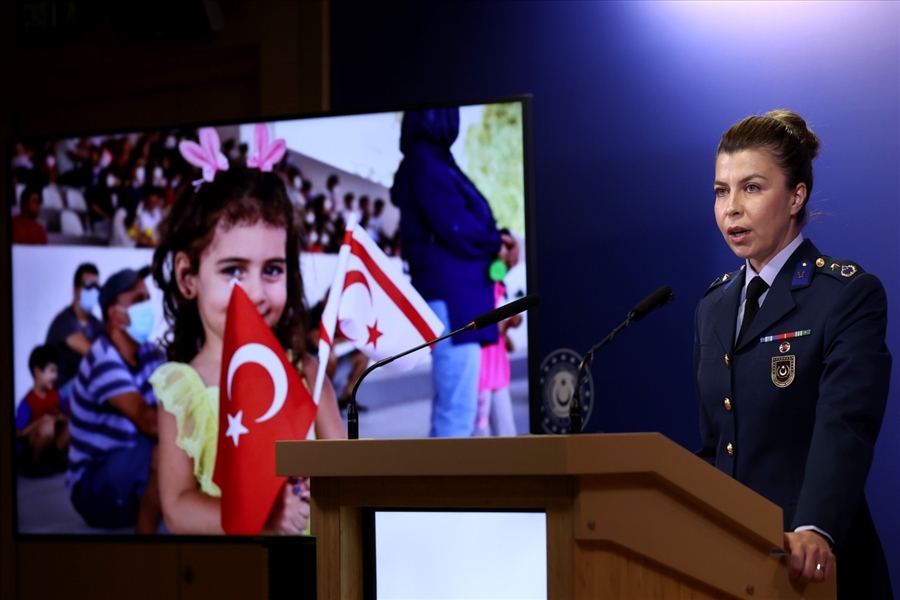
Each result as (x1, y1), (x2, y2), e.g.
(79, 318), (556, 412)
(353, 351), (530, 438)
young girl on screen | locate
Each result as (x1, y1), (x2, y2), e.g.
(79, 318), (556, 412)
(473, 281), (521, 437)
(149, 127), (345, 535)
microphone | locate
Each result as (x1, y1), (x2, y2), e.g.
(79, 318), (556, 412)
(346, 294), (541, 439)
(471, 293), (540, 330)
(569, 286), (674, 434)
(627, 285), (674, 321)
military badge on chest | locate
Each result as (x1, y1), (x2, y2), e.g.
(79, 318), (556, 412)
(772, 355), (796, 388)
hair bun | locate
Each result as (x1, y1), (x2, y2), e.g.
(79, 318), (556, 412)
(765, 109), (821, 159)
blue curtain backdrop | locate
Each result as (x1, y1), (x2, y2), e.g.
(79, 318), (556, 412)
(330, 0), (899, 585)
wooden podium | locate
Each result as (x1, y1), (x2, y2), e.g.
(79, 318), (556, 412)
(276, 433), (835, 599)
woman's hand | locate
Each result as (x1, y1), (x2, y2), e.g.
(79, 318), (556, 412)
(265, 478), (311, 536)
(783, 531), (834, 582)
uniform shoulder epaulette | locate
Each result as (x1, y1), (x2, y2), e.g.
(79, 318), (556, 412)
(705, 264), (744, 295)
(813, 255), (866, 281)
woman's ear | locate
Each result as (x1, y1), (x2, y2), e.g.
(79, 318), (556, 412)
(174, 251), (197, 299)
(789, 182), (808, 216)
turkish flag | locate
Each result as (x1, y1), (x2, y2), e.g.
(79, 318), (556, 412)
(213, 283), (317, 535)
(319, 224), (444, 379)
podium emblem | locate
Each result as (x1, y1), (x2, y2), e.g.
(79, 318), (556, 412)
(540, 348), (594, 434)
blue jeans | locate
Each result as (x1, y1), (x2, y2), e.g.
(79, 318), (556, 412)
(70, 434), (155, 529)
(428, 300), (480, 437)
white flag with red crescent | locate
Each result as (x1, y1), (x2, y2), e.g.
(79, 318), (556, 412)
(314, 219), (444, 403)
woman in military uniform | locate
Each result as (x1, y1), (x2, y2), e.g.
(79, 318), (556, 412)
(694, 110), (893, 598)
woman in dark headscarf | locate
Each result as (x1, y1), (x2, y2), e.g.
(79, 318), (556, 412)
(391, 107), (518, 437)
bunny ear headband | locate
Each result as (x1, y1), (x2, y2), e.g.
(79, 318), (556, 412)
(247, 123), (287, 172)
(178, 124), (287, 186)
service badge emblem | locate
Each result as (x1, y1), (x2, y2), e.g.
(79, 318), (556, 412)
(772, 355), (796, 388)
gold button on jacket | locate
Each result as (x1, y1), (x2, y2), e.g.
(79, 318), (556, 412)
(724, 398), (732, 412)
(726, 442), (734, 456)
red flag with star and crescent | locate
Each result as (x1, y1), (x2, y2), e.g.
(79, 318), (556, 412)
(314, 222), (444, 402)
(213, 283), (317, 535)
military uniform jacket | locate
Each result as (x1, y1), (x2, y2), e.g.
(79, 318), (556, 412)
(694, 239), (893, 597)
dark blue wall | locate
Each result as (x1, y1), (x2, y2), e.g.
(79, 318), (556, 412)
(331, 0), (899, 585)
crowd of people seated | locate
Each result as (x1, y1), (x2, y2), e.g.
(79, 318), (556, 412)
(10, 135), (191, 247)
(299, 172), (395, 255)
(9, 132), (396, 254)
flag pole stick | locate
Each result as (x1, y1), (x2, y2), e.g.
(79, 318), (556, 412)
(312, 216), (356, 407)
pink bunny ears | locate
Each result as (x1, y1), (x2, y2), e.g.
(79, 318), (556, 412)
(178, 127), (229, 185)
(178, 124), (286, 185)
(247, 123), (286, 172)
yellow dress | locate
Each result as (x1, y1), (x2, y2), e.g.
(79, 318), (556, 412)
(150, 362), (222, 497)
(150, 358), (317, 498)
(152, 359), (318, 535)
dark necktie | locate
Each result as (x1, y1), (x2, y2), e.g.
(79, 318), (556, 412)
(738, 276), (769, 346)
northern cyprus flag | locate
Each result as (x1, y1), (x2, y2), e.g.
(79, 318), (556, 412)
(313, 218), (444, 403)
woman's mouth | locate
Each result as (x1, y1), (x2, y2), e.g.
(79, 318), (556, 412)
(727, 227), (750, 243)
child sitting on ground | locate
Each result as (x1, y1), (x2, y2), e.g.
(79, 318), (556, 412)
(15, 345), (69, 476)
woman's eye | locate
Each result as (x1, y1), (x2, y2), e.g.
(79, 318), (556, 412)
(746, 184), (760, 192)
(221, 265), (243, 277)
(714, 187), (727, 197)
(264, 264), (285, 277)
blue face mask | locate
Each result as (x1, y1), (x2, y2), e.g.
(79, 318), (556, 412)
(119, 300), (155, 344)
(79, 287), (99, 313)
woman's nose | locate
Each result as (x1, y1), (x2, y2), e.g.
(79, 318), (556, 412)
(723, 191), (742, 216)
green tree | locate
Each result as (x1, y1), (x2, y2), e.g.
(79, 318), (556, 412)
(461, 103), (525, 236)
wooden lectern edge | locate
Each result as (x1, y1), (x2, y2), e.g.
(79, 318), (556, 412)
(276, 433), (784, 551)
(567, 434), (784, 551)
(282, 435), (832, 600)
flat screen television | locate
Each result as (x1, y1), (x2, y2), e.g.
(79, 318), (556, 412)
(6, 97), (538, 537)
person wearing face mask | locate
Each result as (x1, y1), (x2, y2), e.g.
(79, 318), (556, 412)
(284, 166), (305, 206)
(66, 267), (165, 533)
(45, 263), (104, 404)
(325, 173), (340, 216)
(135, 186), (165, 247)
(132, 164), (146, 188)
(151, 165), (166, 188)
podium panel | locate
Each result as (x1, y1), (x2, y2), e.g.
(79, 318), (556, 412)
(276, 433), (836, 600)
(373, 511), (547, 598)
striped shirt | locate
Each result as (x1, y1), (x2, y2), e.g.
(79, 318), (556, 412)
(66, 335), (166, 492)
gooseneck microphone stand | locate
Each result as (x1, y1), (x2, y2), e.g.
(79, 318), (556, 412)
(346, 324), (470, 440)
(346, 293), (540, 439)
(569, 319), (630, 435)
(569, 286), (674, 434)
